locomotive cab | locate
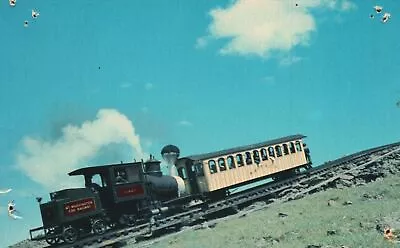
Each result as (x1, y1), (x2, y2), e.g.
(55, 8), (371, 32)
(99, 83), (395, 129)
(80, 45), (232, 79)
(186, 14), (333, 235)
(70, 166), (115, 210)
(70, 163), (147, 207)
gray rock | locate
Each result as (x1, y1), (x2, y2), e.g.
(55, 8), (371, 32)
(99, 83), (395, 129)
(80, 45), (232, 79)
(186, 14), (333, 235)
(193, 224), (206, 230)
(278, 212), (288, 218)
(327, 230), (337, 235)
(337, 179), (353, 187)
(208, 222), (217, 228)
(343, 201), (353, 205)
(362, 193), (372, 199)
(279, 189), (294, 197)
(340, 174), (354, 180)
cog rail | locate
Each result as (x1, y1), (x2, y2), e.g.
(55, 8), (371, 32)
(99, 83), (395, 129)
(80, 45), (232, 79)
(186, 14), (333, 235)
(44, 141), (400, 248)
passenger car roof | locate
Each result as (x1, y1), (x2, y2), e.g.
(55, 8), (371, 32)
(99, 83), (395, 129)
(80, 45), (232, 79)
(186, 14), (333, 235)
(180, 134), (306, 161)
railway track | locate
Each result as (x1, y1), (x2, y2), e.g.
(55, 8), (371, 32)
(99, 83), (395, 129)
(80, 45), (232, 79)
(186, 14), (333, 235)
(38, 141), (400, 248)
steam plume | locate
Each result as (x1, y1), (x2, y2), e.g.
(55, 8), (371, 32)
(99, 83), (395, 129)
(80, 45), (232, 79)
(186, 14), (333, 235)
(16, 109), (147, 191)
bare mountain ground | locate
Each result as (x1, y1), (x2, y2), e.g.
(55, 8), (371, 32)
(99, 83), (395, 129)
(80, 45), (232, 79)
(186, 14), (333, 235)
(10, 156), (400, 248)
(140, 174), (400, 248)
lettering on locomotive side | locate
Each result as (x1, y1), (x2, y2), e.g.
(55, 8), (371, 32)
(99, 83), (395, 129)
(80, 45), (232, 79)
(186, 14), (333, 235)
(64, 198), (96, 216)
(116, 184), (145, 197)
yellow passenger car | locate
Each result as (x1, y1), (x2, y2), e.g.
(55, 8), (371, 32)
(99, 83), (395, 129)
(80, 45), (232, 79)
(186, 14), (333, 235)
(175, 134), (311, 195)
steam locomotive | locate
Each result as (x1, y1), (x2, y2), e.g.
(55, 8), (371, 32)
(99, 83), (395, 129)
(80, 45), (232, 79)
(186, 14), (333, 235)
(30, 134), (311, 246)
(30, 146), (186, 245)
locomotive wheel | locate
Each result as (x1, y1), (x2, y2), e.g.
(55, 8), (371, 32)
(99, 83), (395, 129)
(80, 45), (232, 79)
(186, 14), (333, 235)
(126, 215), (136, 226)
(46, 237), (60, 246)
(45, 234), (60, 246)
(92, 219), (107, 235)
(119, 214), (136, 226)
(62, 226), (78, 244)
(45, 229), (60, 245)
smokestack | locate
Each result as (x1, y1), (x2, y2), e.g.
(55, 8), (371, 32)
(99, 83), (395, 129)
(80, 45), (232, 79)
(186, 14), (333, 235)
(161, 145), (180, 176)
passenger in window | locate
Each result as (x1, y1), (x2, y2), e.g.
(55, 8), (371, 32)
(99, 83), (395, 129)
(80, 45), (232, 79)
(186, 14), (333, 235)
(268, 147), (275, 157)
(289, 142), (296, 153)
(194, 163), (204, 176)
(283, 144), (289, 155)
(295, 141), (302, 151)
(236, 154), (244, 167)
(85, 175), (96, 188)
(208, 160), (217, 174)
(261, 149), (268, 160)
(218, 158), (227, 171)
(191, 164), (202, 176)
(253, 151), (260, 165)
(227, 156), (235, 169)
(303, 143), (311, 163)
(245, 152), (252, 165)
(275, 146), (282, 157)
(115, 170), (128, 184)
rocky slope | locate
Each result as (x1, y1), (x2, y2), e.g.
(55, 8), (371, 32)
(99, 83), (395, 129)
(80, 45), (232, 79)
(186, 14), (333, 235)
(144, 174), (400, 248)
(10, 154), (400, 248)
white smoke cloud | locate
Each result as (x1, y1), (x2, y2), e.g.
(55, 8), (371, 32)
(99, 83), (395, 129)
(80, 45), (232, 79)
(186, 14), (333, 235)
(15, 109), (147, 191)
(197, 0), (356, 58)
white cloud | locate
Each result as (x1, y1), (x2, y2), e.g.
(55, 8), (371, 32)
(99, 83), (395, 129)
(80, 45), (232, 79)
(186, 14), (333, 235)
(198, 0), (356, 58)
(279, 55), (303, 66)
(15, 109), (147, 191)
(144, 83), (154, 90)
(178, 120), (193, 126)
(340, 0), (357, 11)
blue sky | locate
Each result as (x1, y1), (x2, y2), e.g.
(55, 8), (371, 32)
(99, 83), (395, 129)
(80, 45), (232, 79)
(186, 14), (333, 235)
(1, 0), (400, 246)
